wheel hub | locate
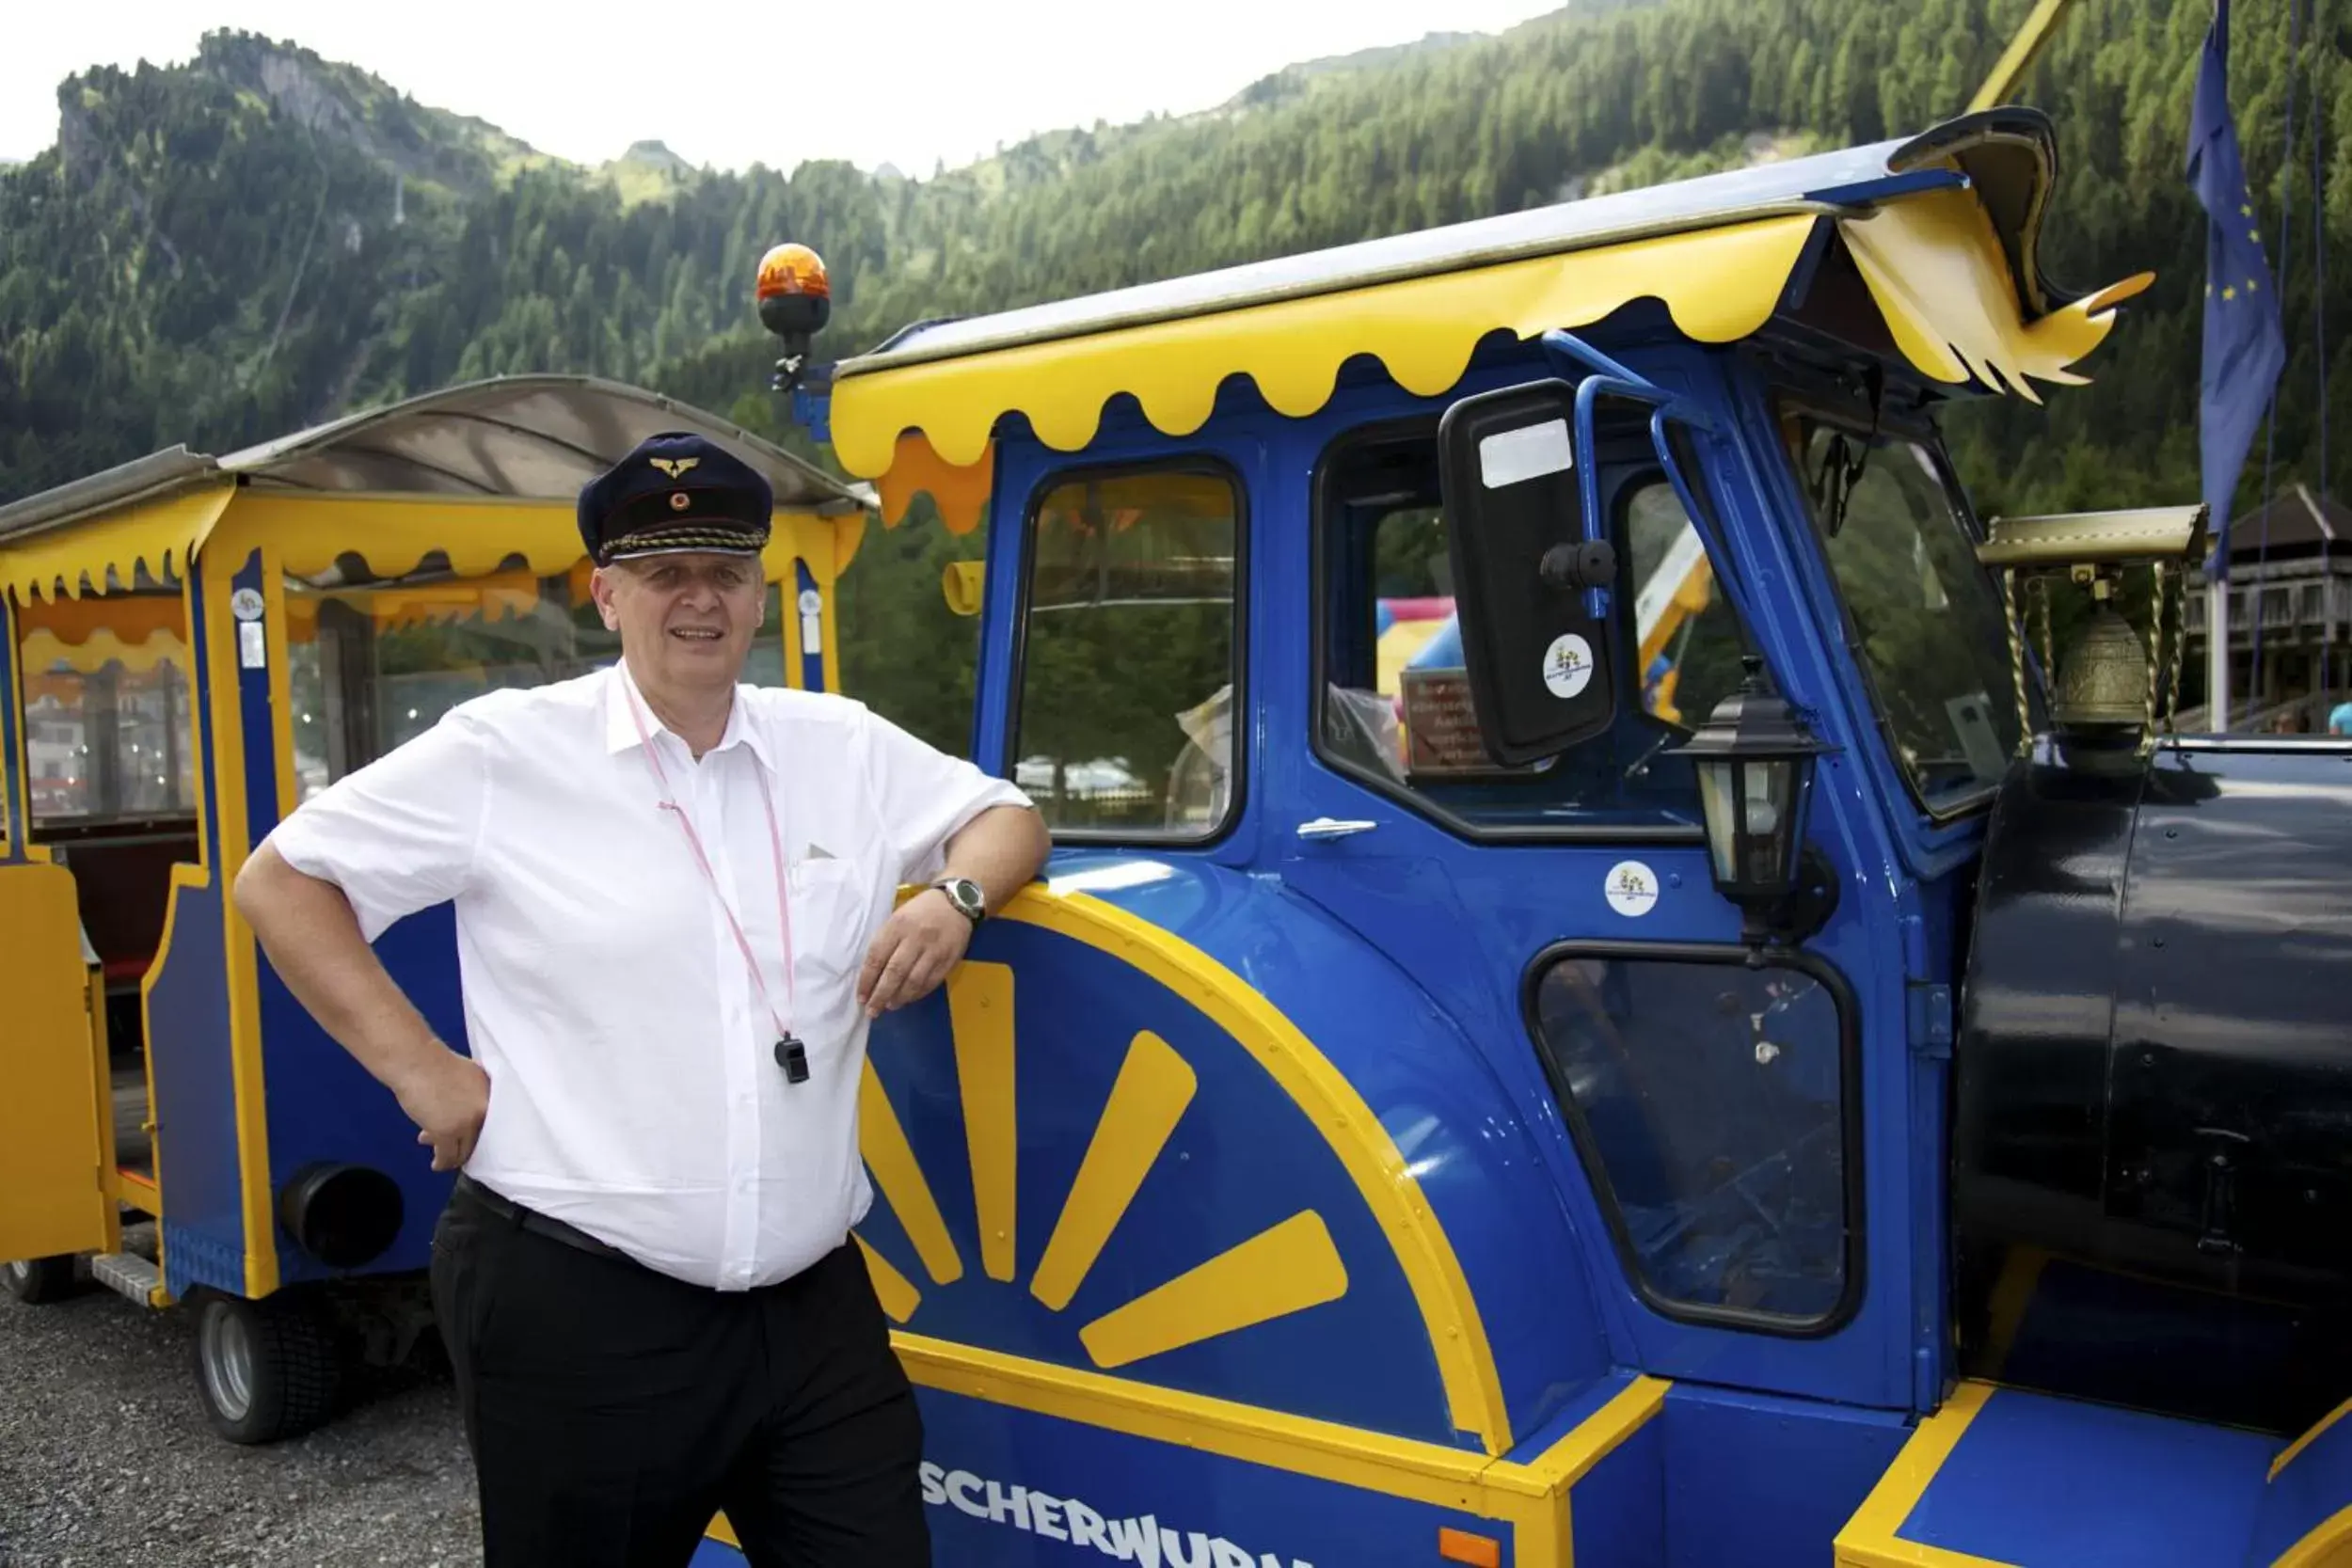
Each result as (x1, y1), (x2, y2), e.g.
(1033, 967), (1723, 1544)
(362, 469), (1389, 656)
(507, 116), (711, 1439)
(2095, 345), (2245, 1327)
(200, 1307), (255, 1422)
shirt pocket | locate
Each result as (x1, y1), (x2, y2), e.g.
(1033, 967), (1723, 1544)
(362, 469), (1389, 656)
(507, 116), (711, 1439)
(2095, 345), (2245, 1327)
(787, 858), (873, 986)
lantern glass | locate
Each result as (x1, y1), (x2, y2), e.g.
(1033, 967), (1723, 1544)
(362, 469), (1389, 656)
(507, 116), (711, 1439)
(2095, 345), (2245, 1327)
(1695, 757), (1740, 884)
(1670, 656), (1832, 917)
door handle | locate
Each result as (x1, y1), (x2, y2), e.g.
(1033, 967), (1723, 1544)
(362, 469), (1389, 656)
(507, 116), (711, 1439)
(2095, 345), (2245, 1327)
(1295, 816), (1377, 841)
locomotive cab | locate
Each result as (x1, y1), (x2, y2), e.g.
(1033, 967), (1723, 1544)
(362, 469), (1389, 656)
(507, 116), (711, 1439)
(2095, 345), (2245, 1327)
(707, 107), (2352, 1568)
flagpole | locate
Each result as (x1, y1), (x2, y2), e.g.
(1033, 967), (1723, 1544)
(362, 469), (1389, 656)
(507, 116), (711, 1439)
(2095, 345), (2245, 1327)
(2208, 571), (2232, 730)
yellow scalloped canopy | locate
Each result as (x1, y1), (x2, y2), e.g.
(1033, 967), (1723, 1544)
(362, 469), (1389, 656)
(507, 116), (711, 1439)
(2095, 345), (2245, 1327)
(835, 193), (2151, 527)
(0, 485), (231, 603)
(833, 215), (1819, 481)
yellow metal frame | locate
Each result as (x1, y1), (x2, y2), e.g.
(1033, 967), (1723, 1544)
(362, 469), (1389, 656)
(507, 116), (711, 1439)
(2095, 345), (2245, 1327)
(1968, 0), (2077, 113)
(709, 1339), (1666, 1565)
(1, 591), (20, 856)
(1834, 1381), (2010, 1568)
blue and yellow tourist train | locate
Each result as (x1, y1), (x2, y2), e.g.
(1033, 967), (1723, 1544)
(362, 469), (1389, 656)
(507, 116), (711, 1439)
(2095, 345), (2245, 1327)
(5, 72), (2352, 1568)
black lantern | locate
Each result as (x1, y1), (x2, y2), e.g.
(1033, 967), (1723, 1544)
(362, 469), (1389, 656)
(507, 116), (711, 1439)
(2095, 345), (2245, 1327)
(1670, 656), (1839, 948)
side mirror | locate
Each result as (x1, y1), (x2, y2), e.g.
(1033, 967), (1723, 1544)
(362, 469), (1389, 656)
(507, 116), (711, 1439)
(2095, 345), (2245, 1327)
(1435, 378), (1620, 767)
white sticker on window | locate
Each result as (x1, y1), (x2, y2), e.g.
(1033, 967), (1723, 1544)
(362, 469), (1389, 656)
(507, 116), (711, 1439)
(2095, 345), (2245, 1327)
(1605, 860), (1659, 918)
(1541, 632), (1594, 699)
(1477, 419), (1573, 489)
(238, 621), (266, 669)
(230, 587), (266, 622)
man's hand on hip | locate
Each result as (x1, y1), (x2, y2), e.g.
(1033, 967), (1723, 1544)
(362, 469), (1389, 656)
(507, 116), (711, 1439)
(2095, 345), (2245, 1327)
(392, 1048), (491, 1173)
(858, 892), (973, 1018)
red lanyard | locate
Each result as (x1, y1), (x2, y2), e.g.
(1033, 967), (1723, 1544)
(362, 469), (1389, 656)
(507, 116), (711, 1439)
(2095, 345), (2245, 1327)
(621, 676), (802, 1070)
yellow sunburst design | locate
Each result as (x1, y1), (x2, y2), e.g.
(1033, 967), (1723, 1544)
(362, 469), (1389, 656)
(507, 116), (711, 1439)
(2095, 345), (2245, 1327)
(855, 962), (1351, 1369)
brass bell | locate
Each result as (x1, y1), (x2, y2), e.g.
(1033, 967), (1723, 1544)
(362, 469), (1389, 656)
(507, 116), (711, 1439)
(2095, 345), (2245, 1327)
(2051, 601), (2150, 729)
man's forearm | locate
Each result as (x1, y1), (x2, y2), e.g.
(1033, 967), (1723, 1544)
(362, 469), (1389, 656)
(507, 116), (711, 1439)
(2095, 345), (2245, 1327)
(940, 803), (1051, 915)
(231, 844), (453, 1099)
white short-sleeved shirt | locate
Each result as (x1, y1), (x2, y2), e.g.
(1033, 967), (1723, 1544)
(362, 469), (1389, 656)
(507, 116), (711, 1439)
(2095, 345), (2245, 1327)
(262, 660), (1032, 1291)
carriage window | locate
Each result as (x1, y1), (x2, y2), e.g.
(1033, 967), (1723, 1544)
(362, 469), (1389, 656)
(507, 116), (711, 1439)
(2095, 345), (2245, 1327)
(1315, 427), (1747, 834)
(16, 594), (199, 825)
(1529, 948), (1857, 1329)
(285, 562), (787, 802)
(1011, 467), (1240, 838)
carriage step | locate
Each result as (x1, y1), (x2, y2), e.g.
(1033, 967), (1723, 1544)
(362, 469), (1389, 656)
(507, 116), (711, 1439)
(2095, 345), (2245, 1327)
(90, 1251), (162, 1307)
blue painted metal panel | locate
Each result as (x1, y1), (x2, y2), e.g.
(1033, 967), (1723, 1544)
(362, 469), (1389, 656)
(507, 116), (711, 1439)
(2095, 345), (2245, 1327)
(1658, 1385), (1907, 1568)
(1084, 853), (1613, 1449)
(863, 903), (1461, 1445)
(1900, 1386), (2273, 1566)
(2250, 1408), (2352, 1566)
(261, 904), (466, 1283)
(983, 393), (1615, 1449)
(230, 551), (279, 857)
(981, 339), (1928, 1419)
(794, 559), (825, 692)
(1571, 1412), (1665, 1568)
(147, 879), (244, 1299)
(149, 548), (246, 1299)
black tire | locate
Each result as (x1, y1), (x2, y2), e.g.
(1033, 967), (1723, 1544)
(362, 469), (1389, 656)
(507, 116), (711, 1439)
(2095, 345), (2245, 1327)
(1, 1257), (80, 1305)
(190, 1290), (342, 1444)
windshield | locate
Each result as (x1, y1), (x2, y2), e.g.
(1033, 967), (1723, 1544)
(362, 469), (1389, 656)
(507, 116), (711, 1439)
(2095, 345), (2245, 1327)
(1779, 406), (2022, 816)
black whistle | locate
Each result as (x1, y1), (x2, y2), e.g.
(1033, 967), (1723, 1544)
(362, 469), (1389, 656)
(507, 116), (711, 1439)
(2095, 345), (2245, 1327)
(775, 1036), (809, 1084)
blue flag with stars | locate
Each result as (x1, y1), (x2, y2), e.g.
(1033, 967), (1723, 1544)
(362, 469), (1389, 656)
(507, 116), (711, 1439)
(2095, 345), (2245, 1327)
(2186, 0), (2287, 577)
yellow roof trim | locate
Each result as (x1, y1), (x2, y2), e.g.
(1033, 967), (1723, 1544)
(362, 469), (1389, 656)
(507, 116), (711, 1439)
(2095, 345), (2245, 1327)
(830, 214), (1821, 478)
(877, 435), (994, 534)
(0, 483), (233, 604)
(835, 191), (2151, 504)
(218, 493), (850, 588)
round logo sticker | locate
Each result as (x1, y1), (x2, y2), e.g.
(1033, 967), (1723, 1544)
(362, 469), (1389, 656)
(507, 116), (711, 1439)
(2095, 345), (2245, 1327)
(230, 587), (266, 622)
(797, 588), (823, 618)
(1604, 860), (1659, 918)
(1542, 633), (1594, 700)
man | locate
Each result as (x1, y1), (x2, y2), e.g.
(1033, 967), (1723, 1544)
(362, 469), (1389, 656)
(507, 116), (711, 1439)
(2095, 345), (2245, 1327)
(232, 432), (1049, 1568)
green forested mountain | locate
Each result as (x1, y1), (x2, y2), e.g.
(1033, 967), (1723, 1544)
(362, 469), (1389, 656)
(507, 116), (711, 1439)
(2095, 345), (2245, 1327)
(2, 2), (2346, 744)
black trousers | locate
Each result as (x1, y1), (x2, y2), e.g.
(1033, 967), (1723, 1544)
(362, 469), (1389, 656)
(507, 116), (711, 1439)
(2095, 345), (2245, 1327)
(428, 1179), (930, 1568)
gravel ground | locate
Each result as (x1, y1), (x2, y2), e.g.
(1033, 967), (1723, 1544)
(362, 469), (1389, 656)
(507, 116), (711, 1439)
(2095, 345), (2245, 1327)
(0, 1275), (484, 1568)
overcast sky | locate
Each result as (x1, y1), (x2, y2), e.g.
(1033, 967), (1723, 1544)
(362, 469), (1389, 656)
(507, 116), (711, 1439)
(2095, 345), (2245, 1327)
(4, 1), (1568, 174)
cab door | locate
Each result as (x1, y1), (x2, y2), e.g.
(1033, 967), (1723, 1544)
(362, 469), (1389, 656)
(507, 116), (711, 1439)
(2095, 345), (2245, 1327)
(0, 597), (112, 1271)
(1270, 360), (1906, 1415)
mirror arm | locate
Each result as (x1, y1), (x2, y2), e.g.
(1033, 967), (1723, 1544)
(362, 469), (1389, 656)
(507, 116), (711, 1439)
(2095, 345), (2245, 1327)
(1645, 404), (1766, 641)
(1539, 329), (1718, 432)
(1539, 327), (1645, 388)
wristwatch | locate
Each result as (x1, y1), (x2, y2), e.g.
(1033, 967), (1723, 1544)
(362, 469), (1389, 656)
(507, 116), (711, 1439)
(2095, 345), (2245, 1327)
(930, 876), (986, 927)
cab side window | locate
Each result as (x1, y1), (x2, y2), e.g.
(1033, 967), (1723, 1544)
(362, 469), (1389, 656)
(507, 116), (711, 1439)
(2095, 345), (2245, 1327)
(1010, 466), (1241, 839)
(1314, 423), (1746, 834)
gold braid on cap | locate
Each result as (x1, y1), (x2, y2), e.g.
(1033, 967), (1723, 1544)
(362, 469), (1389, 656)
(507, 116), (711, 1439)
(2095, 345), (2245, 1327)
(602, 524), (771, 559)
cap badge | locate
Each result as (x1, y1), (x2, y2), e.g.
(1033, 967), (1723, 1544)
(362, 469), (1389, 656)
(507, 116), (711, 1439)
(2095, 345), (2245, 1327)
(669, 491), (691, 510)
(650, 456), (700, 478)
